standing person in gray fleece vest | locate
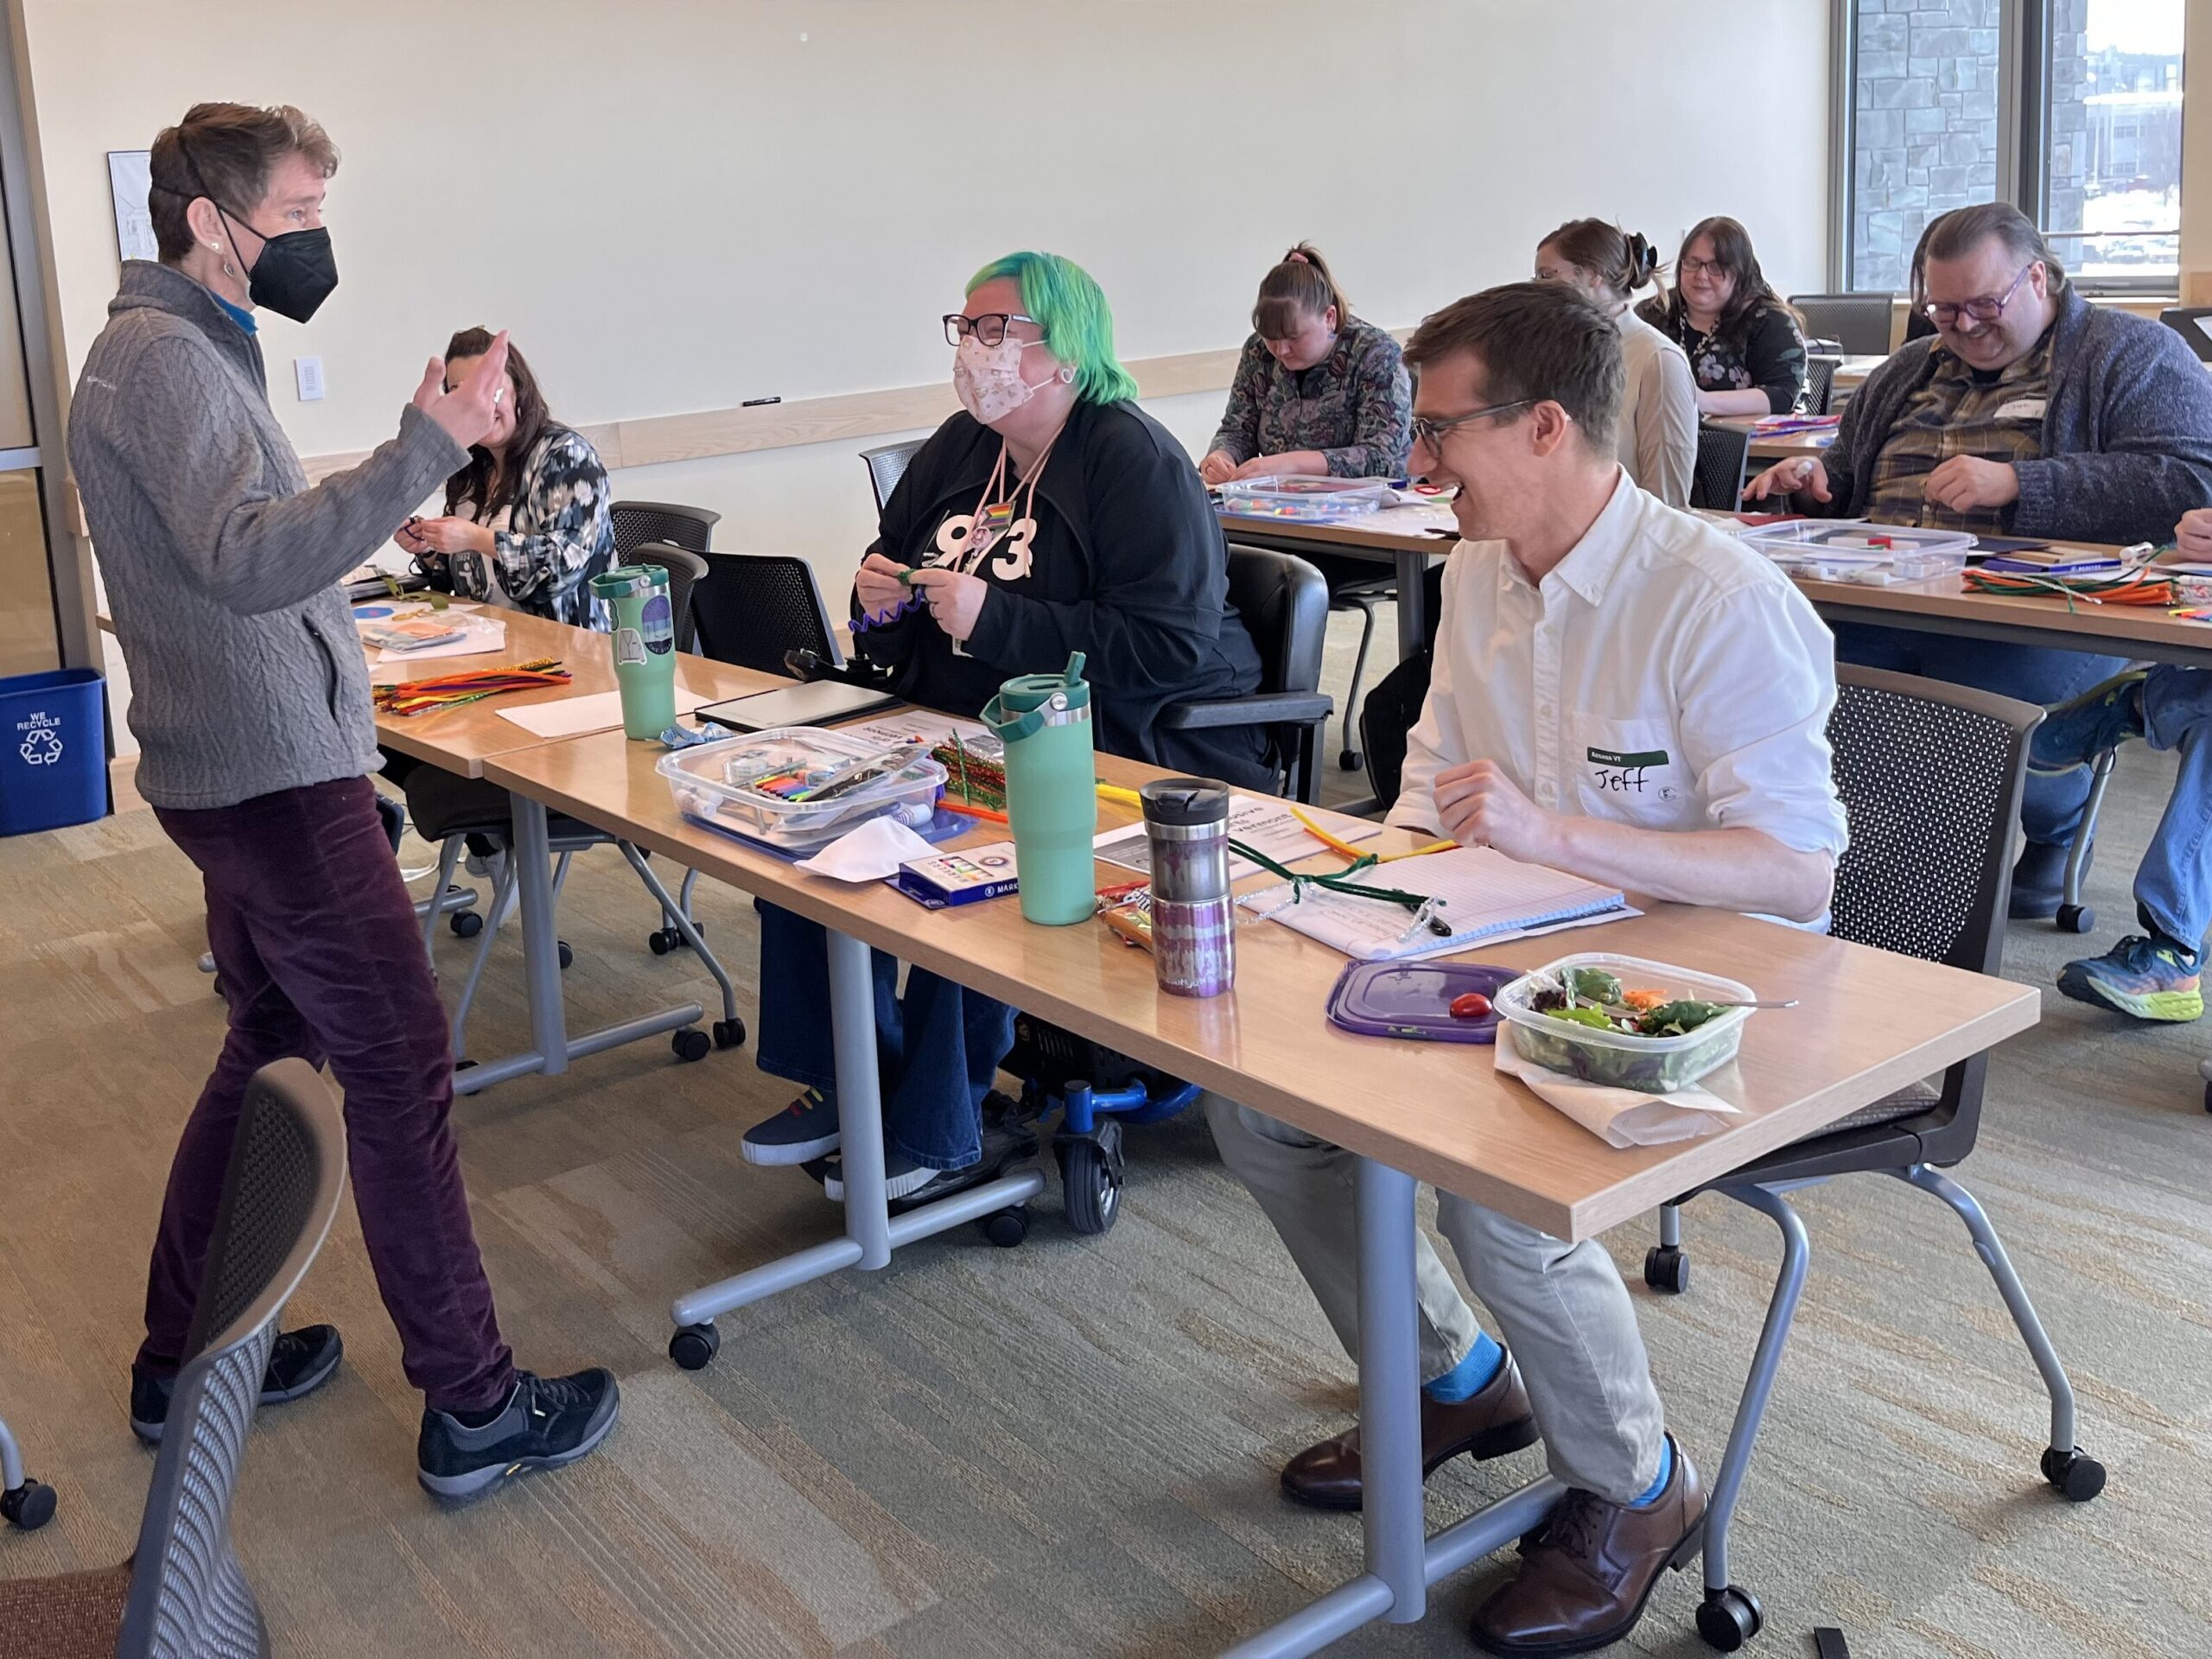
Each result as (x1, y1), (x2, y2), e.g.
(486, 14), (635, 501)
(67, 102), (618, 1502)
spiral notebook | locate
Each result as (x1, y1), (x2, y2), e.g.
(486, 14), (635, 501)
(1242, 845), (1629, 962)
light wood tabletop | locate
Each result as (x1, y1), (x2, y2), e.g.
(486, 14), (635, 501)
(483, 728), (2038, 1243)
(365, 609), (779, 777)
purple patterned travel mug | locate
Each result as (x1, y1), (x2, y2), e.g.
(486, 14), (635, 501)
(1141, 778), (1235, 997)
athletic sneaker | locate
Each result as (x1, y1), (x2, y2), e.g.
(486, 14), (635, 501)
(416, 1368), (620, 1503)
(130, 1323), (344, 1444)
(2031, 671), (2147, 771)
(741, 1088), (840, 1166)
(2058, 934), (2204, 1022)
(823, 1150), (956, 1204)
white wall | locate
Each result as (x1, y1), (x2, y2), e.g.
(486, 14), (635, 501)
(19, 0), (1832, 752)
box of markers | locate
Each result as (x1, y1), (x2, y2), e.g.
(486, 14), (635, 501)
(894, 842), (1020, 909)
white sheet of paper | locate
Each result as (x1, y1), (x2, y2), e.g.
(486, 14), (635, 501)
(1092, 796), (1382, 881)
(831, 711), (999, 755)
(375, 619), (507, 664)
(496, 686), (712, 739)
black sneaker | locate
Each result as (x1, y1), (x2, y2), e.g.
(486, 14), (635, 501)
(130, 1323), (344, 1445)
(416, 1368), (620, 1503)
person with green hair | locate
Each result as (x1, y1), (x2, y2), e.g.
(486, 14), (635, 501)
(740, 249), (1268, 1208)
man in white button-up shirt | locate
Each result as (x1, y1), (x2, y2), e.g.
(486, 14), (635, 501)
(1210, 283), (1849, 1657)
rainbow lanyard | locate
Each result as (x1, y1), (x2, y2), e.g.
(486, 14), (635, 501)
(961, 435), (1056, 568)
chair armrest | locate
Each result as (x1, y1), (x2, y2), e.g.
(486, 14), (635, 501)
(1160, 692), (1334, 732)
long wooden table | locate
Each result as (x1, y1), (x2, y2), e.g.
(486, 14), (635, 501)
(483, 721), (2038, 1656)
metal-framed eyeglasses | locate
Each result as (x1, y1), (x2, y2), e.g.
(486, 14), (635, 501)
(1923, 263), (2036, 328)
(1409, 398), (1541, 450)
(944, 313), (1044, 348)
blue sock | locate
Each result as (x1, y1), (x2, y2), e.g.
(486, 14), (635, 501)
(1629, 1438), (1674, 1509)
(1421, 1332), (1504, 1403)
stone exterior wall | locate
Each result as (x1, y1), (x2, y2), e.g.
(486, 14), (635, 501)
(1849, 0), (2093, 291)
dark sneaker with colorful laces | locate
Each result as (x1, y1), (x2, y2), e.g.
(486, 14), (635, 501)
(2057, 933), (2204, 1022)
(741, 1087), (840, 1166)
(416, 1368), (620, 1503)
(130, 1323), (344, 1444)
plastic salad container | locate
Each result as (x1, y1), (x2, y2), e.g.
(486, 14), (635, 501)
(1494, 952), (1758, 1095)
(656, 727), (947, 854)
(1216, 475), (1393, 523)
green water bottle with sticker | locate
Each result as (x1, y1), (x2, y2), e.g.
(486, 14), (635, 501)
(591, 566), (677, 739)
(982, 652), (1096, 926)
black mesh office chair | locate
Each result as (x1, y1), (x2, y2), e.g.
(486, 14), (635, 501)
(1691, 423), (1752, 511)
(861, 440), (928, 514)
(609, 500), (720, 560)
(623, 542), (710, 653)
(690, 550), (846, 675)
(0, 1058), (346, 1656)
(1805, 354), (1841, 418)
(1788, 292), (1896, 356)
(1637, 667), (2102, 1642)
(1160, 544), (1333, 804)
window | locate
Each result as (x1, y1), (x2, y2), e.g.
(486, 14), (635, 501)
(1840, 0), (2187, 292)
(2039, 0), (2184, 282)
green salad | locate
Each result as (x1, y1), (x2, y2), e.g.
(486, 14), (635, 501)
(1511, 965), (1743, 1094)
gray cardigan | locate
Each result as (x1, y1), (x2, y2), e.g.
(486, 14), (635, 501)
(67, 262), (466, 810)
(1818, 287), (2212, 545)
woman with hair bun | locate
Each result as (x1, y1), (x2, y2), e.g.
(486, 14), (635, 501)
(1535, 219), (1698, 506)
(1199, 242), (1411, 485)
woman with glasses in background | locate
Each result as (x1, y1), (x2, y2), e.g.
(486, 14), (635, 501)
(740, 251), (1268, 1211)
(1198, 243), (1411, 486)
(1637, 216), (1808, 416)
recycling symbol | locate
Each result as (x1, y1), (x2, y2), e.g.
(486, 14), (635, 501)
(18, 727), (61, 766)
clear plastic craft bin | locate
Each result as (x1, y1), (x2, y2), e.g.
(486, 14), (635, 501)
(657, 728), (947, 853)
(1215, 475), (1393, 523)
(1494, 952), (1757, 1096)
(1739, 518), (1974, 577)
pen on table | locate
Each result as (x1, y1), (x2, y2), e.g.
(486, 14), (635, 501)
(741, 396), (782, 408)
(941, 798), (1009, 824)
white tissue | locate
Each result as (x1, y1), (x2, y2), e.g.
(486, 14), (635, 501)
(1493, 1026), (1742, 1149)
(795, 816), (940, 882)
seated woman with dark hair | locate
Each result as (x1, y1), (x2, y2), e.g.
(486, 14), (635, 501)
(742, 250), (1269, 1205)
(395, 327), (615, 628)
(1199, 243), (1411, 485)
(1637, 216), (1809, 416)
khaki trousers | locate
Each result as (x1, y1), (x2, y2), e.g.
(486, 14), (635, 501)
(1206, 1094), (1667, 1503)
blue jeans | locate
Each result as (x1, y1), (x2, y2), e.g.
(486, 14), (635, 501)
(1831, 624), (2127, 847)
(2052, 668), (2212, 952)
(753, 901), (1014, 1172)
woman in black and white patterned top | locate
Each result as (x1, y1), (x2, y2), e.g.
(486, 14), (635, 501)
(397, 327), (615, 628)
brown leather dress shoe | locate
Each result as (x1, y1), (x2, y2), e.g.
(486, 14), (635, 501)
(1280, 1351), (1537, 1511)
(1468, 1436), (1706, 1656)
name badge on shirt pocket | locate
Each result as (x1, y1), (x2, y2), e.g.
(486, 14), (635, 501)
(1576, 717), (1683, 825)
(1993, 397), (2046, 422)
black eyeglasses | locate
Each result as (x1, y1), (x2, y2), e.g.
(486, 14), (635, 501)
(1409, 399), (1541, 450)
(1923, 264), (2035, 327)
(944, 313), (1044, 348)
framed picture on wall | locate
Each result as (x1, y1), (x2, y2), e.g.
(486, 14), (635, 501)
(108, 149), (155, 264)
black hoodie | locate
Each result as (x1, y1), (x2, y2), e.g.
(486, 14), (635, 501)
(856, 398), (1270, 788)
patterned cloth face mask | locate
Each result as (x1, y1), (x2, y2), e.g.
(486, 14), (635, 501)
(953, 334), (1058, 424)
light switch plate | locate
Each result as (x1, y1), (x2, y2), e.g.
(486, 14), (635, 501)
(295, 356), (324, 402)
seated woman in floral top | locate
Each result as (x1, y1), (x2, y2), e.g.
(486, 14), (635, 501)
(397, 327), (616, 628)
(1635, 218), (1808, 417)
(1198, 245), (1411, 485)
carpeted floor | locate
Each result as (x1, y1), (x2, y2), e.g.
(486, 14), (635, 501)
(3, 610), (2209, 1657)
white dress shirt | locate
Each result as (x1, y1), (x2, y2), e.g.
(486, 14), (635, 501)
(1390, 469), (1849, 868)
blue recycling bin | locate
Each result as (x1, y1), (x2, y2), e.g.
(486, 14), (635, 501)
(0, 668), (107, 836)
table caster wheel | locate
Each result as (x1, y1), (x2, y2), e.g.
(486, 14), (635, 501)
(671, 1027), (712, 1063)
(1695, 1585), (1763, 1651)
(712, 1018), (747, 1051)
(2, 1479), (55, 1530)
(980, 1205), (1029, 1248)
(454, 1057), (477, 1071)
(648, 928), (676, 955)
(450, 909), (484, 939)
(2042, 1445), (2106, 1502)
(2056, 903), (2094, 934)
(1643, 1244), (1689, 1294)
(1338, 749), (1362, 772)
(557, 940), (575, 970)
(1058, 1120), (1124, 1236)
(668, 1323), (720, 1370)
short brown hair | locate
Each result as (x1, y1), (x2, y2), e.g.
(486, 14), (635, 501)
(1404, 281), (1623, 457)
(1924, 200), (2069, 293)
(1254, 243), (1351, 340)
(148, 103), (339, 264)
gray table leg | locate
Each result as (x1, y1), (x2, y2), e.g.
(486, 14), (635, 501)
(508, 795), (568, 1077)
(1356, 1155), (1427, 1623)
(1395, 548), (1427, 661)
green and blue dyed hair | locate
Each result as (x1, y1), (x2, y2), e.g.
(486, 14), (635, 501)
(966, 251), (1139, 405)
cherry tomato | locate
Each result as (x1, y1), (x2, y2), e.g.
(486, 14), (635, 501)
(1449, 991), (1492, 1020)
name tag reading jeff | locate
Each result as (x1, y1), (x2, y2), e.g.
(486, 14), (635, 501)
(1587, 746), (1669, 797)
